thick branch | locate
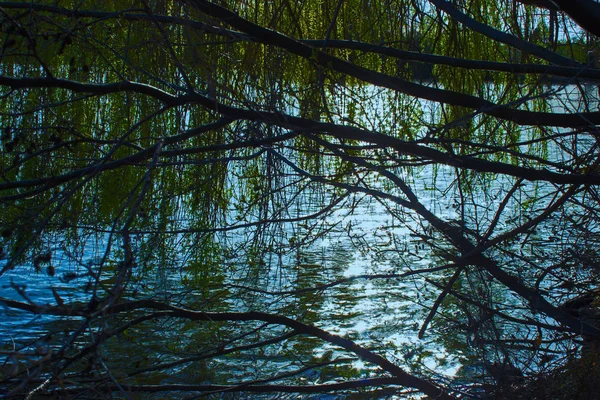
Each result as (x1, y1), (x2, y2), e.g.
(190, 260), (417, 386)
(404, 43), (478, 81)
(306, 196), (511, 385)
(429, 0), (581, 66)
(302, 39), (600, 81)
(551, 0), (600, 37)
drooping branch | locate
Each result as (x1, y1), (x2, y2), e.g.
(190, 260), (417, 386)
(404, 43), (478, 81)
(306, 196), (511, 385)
(0, 298), (457, 400)
(0, 76), (184, 103)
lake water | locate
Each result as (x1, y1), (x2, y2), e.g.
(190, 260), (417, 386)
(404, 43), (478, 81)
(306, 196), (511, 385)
(1, 82), (599, 397)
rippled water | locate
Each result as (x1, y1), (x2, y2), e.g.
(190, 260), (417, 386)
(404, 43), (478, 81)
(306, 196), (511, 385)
(1, 83), (598, 397)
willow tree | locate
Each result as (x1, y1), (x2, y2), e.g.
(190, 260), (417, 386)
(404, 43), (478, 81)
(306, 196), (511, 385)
(1, 0), (600, 398)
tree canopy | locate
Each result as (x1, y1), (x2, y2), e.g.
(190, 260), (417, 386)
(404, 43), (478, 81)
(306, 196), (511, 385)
(1, 0), (600, 398)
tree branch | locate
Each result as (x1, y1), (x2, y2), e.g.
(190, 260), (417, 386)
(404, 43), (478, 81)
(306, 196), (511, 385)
(2, 298), (456, 400)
